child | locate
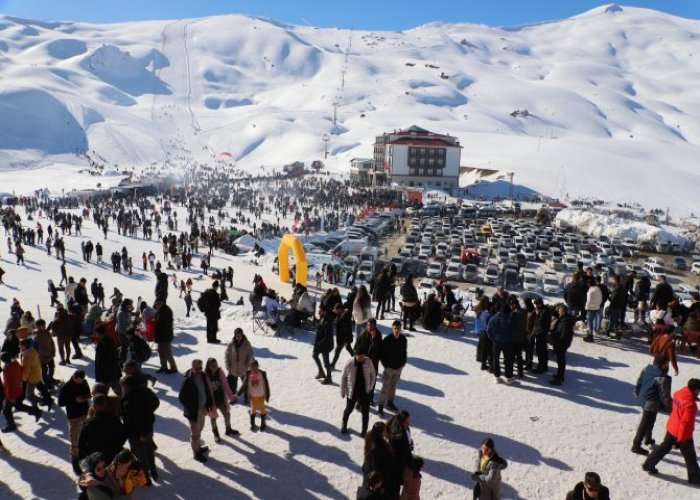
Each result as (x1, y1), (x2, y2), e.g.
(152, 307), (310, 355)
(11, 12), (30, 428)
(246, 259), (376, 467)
(236, 359), (270, 431)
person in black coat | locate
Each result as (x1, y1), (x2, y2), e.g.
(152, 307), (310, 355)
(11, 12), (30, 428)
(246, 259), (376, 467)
(331, 304), (355, 369)
(77, 394), (126, 463)
(378, 321), (408, 416)
(400, 276), (419, 332)
(201, 281), (222, 343)
(607, 275), (628, 337)
(420, 294), (442, 332)
(374, 270), (390, 320)
(528, 299), (552, 373)
(154, 269), (169, 302)
(94, 325), (121, 396)
(154, 299), (177, 374)
(178, 359), (214, 463)
(120, 375), (160, 484)
(58, 369), (91, 475)
(564, 272), (587, 320)
(362, 422), (401, 499)
(650, 275), (674, 310)
(354, 319), (382, 405)
(548, 305), (574, 386)
(313, 308), (335, 385)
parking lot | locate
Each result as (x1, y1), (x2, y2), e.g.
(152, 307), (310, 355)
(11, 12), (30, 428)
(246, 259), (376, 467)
(365, 210), (700, 306)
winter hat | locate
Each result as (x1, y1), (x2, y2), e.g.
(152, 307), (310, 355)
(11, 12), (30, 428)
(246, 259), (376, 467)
(356, 346), (369, 356)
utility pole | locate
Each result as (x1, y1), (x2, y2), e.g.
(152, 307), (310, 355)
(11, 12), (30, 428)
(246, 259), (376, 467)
(322, 134), (330, 159)
(333, 102), (338, 125)
(507, 171), (514, 203)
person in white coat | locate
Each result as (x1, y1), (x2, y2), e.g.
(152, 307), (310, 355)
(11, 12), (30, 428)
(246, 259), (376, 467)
(585, 278), (603, 342)
(340, 348), (376, 437)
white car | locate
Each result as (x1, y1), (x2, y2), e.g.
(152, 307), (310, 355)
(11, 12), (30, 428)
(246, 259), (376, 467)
(445, 263), (463, 281)
(484, 264), (499, 285)
(692, 262), (700, 276)
(426, 262), (444, 279)
(390, 256), (405, 274)
(418, 278), (436, 294)
(464, 263), (479, 282)
(522, 272), (539, 291)
(543, 273), (561, 295)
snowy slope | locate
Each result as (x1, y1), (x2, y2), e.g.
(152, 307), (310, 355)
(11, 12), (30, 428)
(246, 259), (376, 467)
(0, 4), (699, 212)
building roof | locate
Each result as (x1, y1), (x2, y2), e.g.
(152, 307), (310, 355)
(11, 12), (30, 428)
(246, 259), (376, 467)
(389, 138), (461, 147)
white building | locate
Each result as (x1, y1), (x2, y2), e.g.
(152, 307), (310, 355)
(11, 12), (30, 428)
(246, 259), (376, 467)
(373, 125), (461, 188)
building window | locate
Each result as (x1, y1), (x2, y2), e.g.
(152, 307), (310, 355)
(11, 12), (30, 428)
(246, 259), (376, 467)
(409, 168), (416, 176)
(409, 157), (416, 166)
(429, 158), (435, 166)
(418, 168), (424, 176)
(419, 159), (425, 166)
(420, 148), (426, 154)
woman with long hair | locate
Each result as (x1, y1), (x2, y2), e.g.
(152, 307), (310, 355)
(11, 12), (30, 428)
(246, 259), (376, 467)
(353, 285), (373, 337)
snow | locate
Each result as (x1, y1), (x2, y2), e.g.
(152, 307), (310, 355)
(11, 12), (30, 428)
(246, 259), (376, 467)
(2, 198), (700, 499)
(0, 5), (697, 214)
(556, 208), (692, 245)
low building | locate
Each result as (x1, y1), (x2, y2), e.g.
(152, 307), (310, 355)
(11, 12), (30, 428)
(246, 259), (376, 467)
(373, 125), (461, 189)
(350, 158), (384, 185)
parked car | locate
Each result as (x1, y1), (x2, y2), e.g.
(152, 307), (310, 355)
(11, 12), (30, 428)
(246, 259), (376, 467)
(543, 273), (561, 295)
(464, 263), (479, 282)
(445, 263), (463, 281)
(673, 257), (687, 270)
(426, 262), (444, 279)
(484, 264), (499, 285)
(522, 272), (539, 292)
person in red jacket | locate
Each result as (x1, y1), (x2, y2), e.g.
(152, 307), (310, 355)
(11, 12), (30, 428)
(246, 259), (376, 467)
(643, 378), (700, 484)
(1, 351), (42, 432)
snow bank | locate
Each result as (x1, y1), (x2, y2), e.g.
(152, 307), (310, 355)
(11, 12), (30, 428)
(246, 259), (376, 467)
(555, 208), (691, 245)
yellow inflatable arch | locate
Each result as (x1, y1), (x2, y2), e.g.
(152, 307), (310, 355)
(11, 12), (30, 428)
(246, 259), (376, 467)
(278, 234), (307, 286)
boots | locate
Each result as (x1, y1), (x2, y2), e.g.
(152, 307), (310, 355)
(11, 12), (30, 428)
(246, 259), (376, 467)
(260, 415), (267, 432)
(225, 427), (240, 436)
(194, 447), (208, 463)
(250, 413), (257, 431)
(71, 457), (82, 476)
(321, 375), (332, 385)
(315, 370), (325, 380)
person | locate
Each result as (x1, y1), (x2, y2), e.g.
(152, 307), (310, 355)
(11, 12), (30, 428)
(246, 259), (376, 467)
(607, 275), (627, 338)
(649, 327), (679, 376)
(34, 319), (57, 389)
(313, 308), (335, 385)
(236, 359), (271, 432)
(120, 374), (160, 484)
(420, 293), (442, 332)
(475, 299), (492, 371)
(331, 303), (355, 370)
(94, 325), (122, 397)
(178, 359), (213, 463)
(374, 269), (389, 320)
(204, 357), (238, 441)
(224, 328), (254, 393)
(362, 421), (401, 498)
(399, 276), (419, 332)
(78, 452), (128, 500)
(201, 281), (222, 343)
(20, 338), (53, 409)
(50, 307), (73, 365)
(650, 275), (674, 311)
(107, 449), (148, 498)
(631, 354), (671, 455)
(154, 298), (177, 374)
(58, 369), (92, 475)
(642, 378), (700, 484)
(564, 272), (587, 320)
(77, 394), (127, 463)
(472, 437), (508, 500)
(487, 302), (515, 384)
(353, 285), (373, 337)
(354, 318), (383, 406)
(400, 456), (424, 500)
(340, 347), (376, 437)
(1, 351), (42, 432)
(88, 383), (121, 419)
(378, 321), (407, 417)
(566, 472), (611, 500)
(585, 277), (603, 342)
(548, 305), (574, 386)
(509, 297), (527, 378)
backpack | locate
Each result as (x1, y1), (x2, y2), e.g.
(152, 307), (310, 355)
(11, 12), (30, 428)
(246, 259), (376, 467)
(197, 293), (208, 313)
(131, 335), (152, 364)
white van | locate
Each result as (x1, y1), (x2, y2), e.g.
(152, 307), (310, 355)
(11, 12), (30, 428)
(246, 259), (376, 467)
(332, 238), (368, 256)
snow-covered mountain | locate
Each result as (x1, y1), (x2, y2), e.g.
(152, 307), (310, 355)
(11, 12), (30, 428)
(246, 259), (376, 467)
(0, 4), (699, 212)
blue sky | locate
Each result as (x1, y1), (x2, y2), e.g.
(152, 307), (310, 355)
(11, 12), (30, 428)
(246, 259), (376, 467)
(0, 1), (697, 29)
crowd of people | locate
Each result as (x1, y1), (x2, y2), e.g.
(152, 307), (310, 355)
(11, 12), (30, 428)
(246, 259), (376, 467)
(1, 171), (699, 499)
